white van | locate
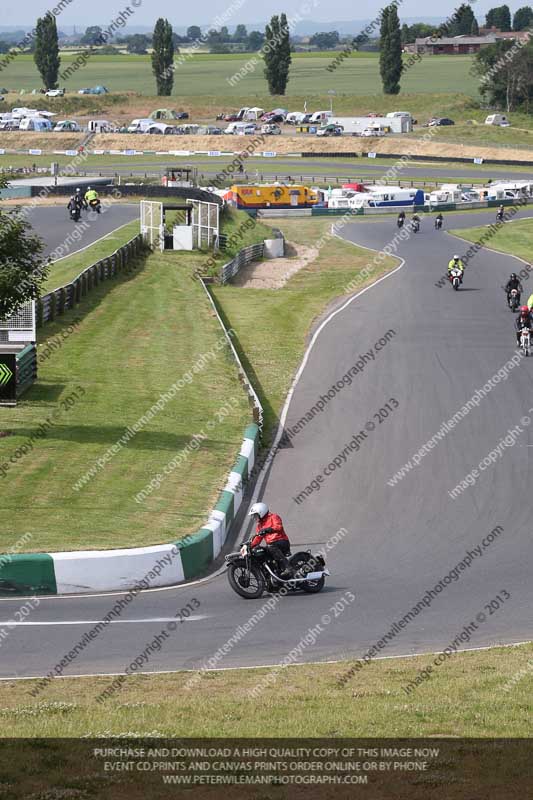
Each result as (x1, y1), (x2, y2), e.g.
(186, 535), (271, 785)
(87, 119), (113, 133)
(225, 122), (256, 135)
(485, 114), (510, 127)
(19, 117), (53, 132)
(310, 110), (332, 124)
(286, 111), (306, 125)
(386, 111), (412, 120)
(127, 118), (153, 133)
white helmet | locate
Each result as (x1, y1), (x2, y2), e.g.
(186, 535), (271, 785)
(249, 502), (268, 519)
(453, 254), (459, 260)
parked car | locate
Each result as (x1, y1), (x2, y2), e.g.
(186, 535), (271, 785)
(78, 85), (108, 95)
(205, 125), (222, 134)
(176, 111), (189, 119)
(46, 88), (64, 97)
(360, 128), (386, 137)
(316, 124), (343, 137)
(261, 112), (285, 123)
(224, 113), (239, 122)
(261, 123), (281, 135)
(426, 117), (455, 127)
(0, 119), (19, 130)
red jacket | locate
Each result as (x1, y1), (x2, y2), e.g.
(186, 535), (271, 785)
(251, 512), (289, 548)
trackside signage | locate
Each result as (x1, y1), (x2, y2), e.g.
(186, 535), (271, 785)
(0, 354), (16, 404)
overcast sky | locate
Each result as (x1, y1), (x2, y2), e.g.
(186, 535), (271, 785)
(4, 1), (527, 28)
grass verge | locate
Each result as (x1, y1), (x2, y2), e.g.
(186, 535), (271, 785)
(0, 208), (268, 552)
(0, 642), (530, 737)
(211, 217), (397, 442)
(0, 260), (247, 553)
(45, 219), (140, 291)
(451, 216), (533, 266)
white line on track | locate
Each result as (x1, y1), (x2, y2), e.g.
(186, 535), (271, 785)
(49, 218), (137, 264)
(0, 616), (208, 626)
(0, 639), (530, 682)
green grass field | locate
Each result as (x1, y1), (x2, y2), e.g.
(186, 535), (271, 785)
(452, 216), (533, 265)
(0, 52), (481, 97)
(0, 642), (530, 739)
(0, 209), (270, 553)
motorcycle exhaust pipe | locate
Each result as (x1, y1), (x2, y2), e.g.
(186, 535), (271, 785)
(264, 565), (328, 583)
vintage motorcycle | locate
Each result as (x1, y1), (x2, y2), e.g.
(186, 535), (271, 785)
(225, 541), (329, 599)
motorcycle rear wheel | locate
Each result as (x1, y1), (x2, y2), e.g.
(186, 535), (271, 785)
(227, 564), (265, 599)
(290, 552), (325, 594)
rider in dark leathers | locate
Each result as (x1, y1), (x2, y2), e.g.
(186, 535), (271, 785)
(505, 273), (523, 306)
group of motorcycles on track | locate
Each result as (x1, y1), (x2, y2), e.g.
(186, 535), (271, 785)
(398, 204), (532, 355)
(67, 186), (101, 221)
(505, 273), (533, 356)
(397, 210), (444, 234)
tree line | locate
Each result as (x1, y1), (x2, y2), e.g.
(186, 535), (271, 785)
(7, 4), (533, 103)
(23, 13), (291, 97)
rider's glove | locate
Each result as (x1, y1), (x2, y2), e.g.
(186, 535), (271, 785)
(259, 527), (273, 535)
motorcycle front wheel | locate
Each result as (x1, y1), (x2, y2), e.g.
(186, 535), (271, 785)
(227, 563), (266, 599)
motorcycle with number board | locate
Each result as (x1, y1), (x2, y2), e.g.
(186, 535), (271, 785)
(449, 268), (463, 291)
(225, 541), (329, 599)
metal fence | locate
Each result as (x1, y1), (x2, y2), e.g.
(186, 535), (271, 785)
(37, 234), (144, 327)
(220, 242), (264, 284)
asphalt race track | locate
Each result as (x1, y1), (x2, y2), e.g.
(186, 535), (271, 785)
(2, 208), (533, 681)
(23, 203), (140, 259)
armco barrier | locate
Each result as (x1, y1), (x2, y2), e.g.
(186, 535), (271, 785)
(37, 233), (144, 327)
(301, 150), (533, 167)
(220, 242), (264, 284)
(0, 423), (260, 595)
(16, 344), (37, 398)
(200, 278), (263, 427)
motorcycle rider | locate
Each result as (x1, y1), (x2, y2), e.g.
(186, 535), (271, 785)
(505, 273), (523, 306)
(85, 185), (100, 211)
(435, 212), (443, 229)
(448, 254), (465, 283)
(497, 204), (505, 222)
(67, 195), (80, 219)
(74, 187), (87, 212)
(411, 212), (420, 231)
(515, 305), (533, 345)
(248, 502), (294, 578)
(397, 210), (405, 228)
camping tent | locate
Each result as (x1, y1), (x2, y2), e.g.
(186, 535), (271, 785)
(151, 108), (178, 120)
